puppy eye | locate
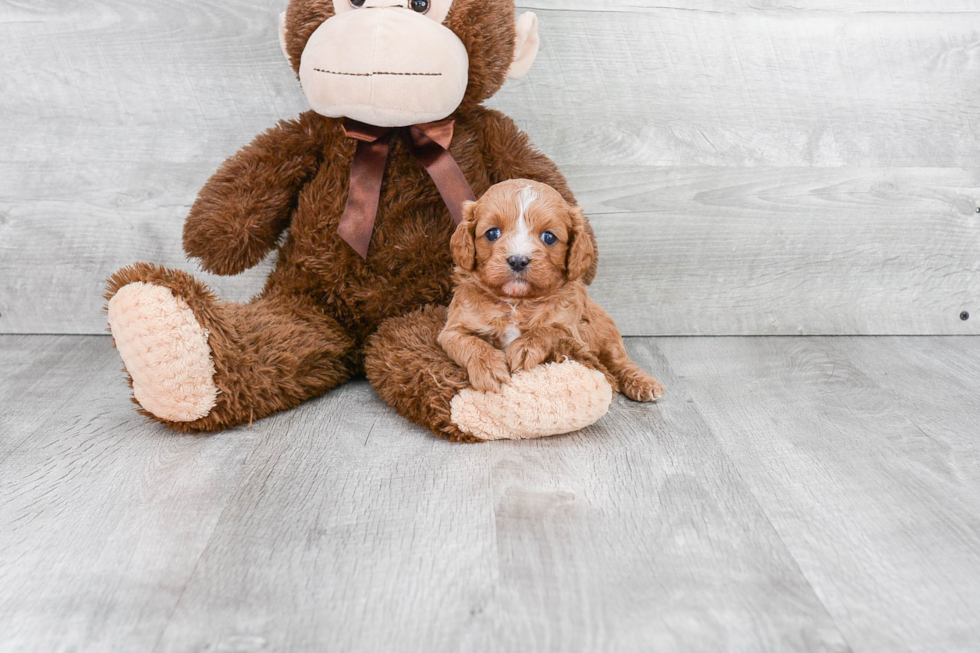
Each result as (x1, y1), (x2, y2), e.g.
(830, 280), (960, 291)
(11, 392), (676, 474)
(409, 0), (430, 12)
(349, 0), (366, 6)
(541, 231), (558, 246)
(485, 228), (501, 242)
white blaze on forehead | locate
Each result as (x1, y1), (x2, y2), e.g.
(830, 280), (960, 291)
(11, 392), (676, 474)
(509, 185), (538, 255)
(516, 185), (538, 228)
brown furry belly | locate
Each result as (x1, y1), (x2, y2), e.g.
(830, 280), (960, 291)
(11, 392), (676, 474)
(263, 173), (459, 340)
(266, 236), (455, 342)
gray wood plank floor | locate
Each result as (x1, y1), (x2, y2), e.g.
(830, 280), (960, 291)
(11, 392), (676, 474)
(2, 336), (979, 652)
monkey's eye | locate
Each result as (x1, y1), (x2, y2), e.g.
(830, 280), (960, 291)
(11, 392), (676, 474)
(410, 0), (430, 12)
(541, 231), (558, 246)
(349, 0), (366, 6)
(485, 228), (501, 242)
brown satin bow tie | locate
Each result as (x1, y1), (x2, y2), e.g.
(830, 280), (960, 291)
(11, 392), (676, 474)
(338, 117), (476, 259)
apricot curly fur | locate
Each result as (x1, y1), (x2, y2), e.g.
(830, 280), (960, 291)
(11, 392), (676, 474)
(438, 180), (662, 401)
(105, 0), (603, 438)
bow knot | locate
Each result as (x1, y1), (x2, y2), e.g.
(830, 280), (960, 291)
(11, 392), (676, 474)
(337, 118), (476, 259)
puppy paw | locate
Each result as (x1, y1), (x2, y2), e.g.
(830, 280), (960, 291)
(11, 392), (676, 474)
(507, 336), (551, 373)
(467, 353), (511, 393)
(619, 370), (665, 402)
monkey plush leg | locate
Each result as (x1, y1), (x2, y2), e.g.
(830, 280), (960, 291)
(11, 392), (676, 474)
(364, 306), (613, 442)
(105, 263), (357, 432)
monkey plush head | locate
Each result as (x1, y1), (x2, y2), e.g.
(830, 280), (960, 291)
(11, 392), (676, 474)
(280, 0), (540, 127)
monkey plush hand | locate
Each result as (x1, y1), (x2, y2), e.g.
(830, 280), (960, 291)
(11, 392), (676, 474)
(104, 0), (613, 441)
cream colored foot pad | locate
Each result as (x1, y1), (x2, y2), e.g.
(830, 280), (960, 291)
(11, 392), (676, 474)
(107, 282), (217, 422)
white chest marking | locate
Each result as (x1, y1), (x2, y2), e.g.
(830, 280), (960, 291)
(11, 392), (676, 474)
(501, 325), (521, 347)
(500, 301), (521, 347)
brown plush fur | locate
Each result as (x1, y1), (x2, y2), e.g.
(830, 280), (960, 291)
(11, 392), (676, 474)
(106, 0), (600, 439)
(438, 180), (664, 400)
(106, 262), (358, 432)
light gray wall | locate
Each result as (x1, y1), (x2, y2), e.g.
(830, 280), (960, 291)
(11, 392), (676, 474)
(1, 0), (977, 335)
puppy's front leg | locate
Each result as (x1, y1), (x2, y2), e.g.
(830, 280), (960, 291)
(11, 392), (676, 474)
(586, 302), (665, 402)
(507, 326), (568, 373)
(438, 328), (511, 393)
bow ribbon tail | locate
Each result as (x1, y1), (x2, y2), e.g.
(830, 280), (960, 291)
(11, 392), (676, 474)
(338, 122), (392, 259)
(409, 123), (476, 225)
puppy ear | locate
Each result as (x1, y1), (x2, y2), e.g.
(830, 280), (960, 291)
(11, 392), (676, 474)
(450, 201), (479, 271)
(566, 206), (596, 282)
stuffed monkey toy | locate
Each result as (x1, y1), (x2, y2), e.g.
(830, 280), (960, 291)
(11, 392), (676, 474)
(105, 0), (614, 442)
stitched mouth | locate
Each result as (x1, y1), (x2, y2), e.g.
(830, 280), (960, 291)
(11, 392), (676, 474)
(314, 69), (443, 77)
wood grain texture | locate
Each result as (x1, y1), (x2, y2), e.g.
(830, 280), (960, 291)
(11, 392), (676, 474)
(1, 0), (979, 335)
(660, 336), (980, 653)
(581, 166), (980, 335)
(2, 165), (977, 335)
(0, 336), (269, 652)
(492, 5), (980, 168)
(0, 336), (119, 461)
(5, 1), (978, 167)
(151, 386), (500, 652)
(482, 342), (850, 653)
(0, 334), (871, 652)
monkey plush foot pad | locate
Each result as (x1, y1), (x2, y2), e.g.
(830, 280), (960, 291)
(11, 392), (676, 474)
(450, 360), (613, 441)
(107, 282), (217, 422)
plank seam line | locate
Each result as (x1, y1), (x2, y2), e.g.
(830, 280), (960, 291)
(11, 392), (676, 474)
(147, 427), (280, 653)
(659, 342), (857, 651)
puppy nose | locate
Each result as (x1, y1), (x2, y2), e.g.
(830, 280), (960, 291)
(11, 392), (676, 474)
(507, 255), (531, 272)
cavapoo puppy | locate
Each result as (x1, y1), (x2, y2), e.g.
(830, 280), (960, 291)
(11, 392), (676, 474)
(438, 179), (665, 402)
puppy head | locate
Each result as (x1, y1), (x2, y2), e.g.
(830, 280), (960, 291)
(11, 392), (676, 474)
(450, 179), (595, 298)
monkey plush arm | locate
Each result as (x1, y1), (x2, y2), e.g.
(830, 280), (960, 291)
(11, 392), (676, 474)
(477, 109), (599, 285)
(183, 112), (325, 275)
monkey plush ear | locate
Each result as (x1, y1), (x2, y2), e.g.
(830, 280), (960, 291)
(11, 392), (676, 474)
(566, 206), (596, 282)
(278, 12), (290, 65)
(451, 201), (479, 271)
(506, 12), (540, 80)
